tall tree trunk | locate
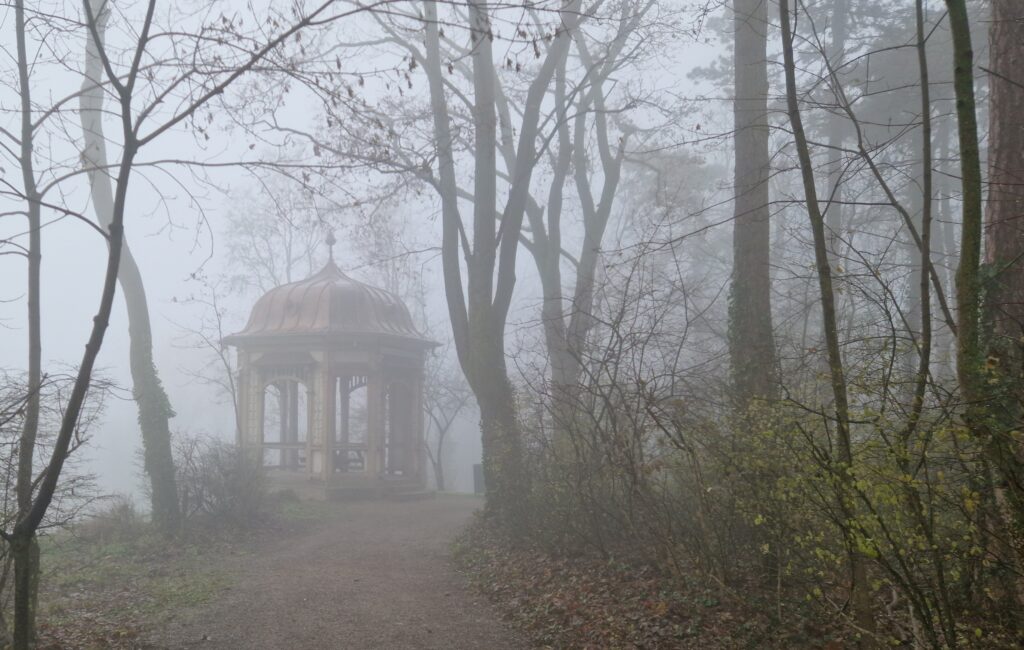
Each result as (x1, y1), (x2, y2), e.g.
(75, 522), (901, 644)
(13, 1), (41, 643)
(779, 0), (874, 638)
(80, 0), (180, 532)
(937, 118), (958, 376)
(946, 0), (984, 417)
(472, 341), (524, 524)
(462, 0), (524, 523)
(825, 0), (848, 261)
(421, 0), (579, 526)
(730, 0), (778, 406)
(422, 0), (518, 525)
(432, 450), (446, 492)
(983, 0), (1024, 609)
(904, 127), (926, 378)
(984, 0), (1024, 506)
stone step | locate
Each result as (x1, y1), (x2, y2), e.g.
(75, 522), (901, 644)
(387, 490), (436, 502)
(324, 480), (431, 502)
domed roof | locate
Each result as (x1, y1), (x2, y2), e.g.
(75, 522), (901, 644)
(224, 260), (434, 348)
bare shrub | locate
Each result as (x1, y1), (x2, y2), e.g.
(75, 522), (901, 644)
(73, 496), (145, 546)
(173, 434), (266, 527)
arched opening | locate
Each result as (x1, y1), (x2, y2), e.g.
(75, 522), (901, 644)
(261, 378), (309, 470)
(333, 375), (368, 473)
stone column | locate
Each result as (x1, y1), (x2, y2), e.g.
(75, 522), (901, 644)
(252, 366), (266, 464)
(384, 382), (395, 474)
(413, 367), (426, 485)
(270, 380), (285, 470)
(285, 380), (299, 470)
(237, 354), (265, 467)
(317, 360), (335, 481)
(366, 363), (384, 477)
(391, 381), (412, 477)
(338, 376), (350, 472)
(235, 355), (250, 448)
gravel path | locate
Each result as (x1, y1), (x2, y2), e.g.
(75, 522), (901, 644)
(149, 496), (525, 650)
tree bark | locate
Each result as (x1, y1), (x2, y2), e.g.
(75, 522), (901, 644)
(80, 0), (180, 532)
(433, 453), (446, 492)
(946, 0), (984, 414)
(730, 0), (778, 406)
(982, 0), (1024, 610)
(984, 0), (1024, 508)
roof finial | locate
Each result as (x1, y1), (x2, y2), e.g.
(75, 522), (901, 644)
(325, 230), (337, 264)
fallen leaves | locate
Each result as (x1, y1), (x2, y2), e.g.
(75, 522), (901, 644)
(452, 517), (800, 649)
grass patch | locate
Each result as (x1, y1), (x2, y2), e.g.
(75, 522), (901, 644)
(271, 496), (337, 521)
(35, 523), (239, 648)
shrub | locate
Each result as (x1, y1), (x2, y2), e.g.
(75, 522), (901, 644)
(71, 495), (145, 545)
(174, 434), (266, 526)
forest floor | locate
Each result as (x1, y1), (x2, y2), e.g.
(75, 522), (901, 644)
(453, 519), (845, 650)
(36, 495), (525, 649)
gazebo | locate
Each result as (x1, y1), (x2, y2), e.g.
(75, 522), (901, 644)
(224, 238), (436, 493)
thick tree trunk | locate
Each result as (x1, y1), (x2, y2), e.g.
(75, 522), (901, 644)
(946, 0), (984, 414)
(730, 0), (778, 406)
(421, 0), (525, 525)
(10, 536), (38, 650)
(463, 0), (525, 524)
(433, 453), (446, 492)
(986, 3), (1024, 336)
(985, 0), (1024, 505)
(473, 351), (525, 525)
(80, 0), (180, 531)
(983, 0), (1024, 610)
(120, 257), (181, 529)
(421, 0), (579, 526)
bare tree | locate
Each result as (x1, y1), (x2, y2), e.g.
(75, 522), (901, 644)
(418, 0), (583, 523)
(5, 1), (141, 641)
(729, 0), (777, 406)
(262, 0), (665, 519)
(2, 0), (384, 643)
(779, 0), (872, 636)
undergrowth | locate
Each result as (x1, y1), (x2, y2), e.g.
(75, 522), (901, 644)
(453, 514), (845, 649)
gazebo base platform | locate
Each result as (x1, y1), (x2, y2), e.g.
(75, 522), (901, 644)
(265, 470), (435, 502)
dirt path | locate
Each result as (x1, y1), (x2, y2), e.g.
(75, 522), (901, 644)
(148, 496), (525, 650)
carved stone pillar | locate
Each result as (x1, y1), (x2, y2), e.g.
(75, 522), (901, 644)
(240, 360), (265, 467)
(366, 363), (384, 477)
(285, 380), (299, 469)
(390, 381), (412, 477)
(338, 376), (351, 472)
(413, 368), (426, 485)
(311, 356), (335, 481)
(235, 355), (250, 448)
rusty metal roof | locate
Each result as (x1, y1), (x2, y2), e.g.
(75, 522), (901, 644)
(224, 261), (434, 348)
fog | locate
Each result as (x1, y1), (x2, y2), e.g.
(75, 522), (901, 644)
(1, 0), (1020, 647)
(0, 0), (711, 500)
